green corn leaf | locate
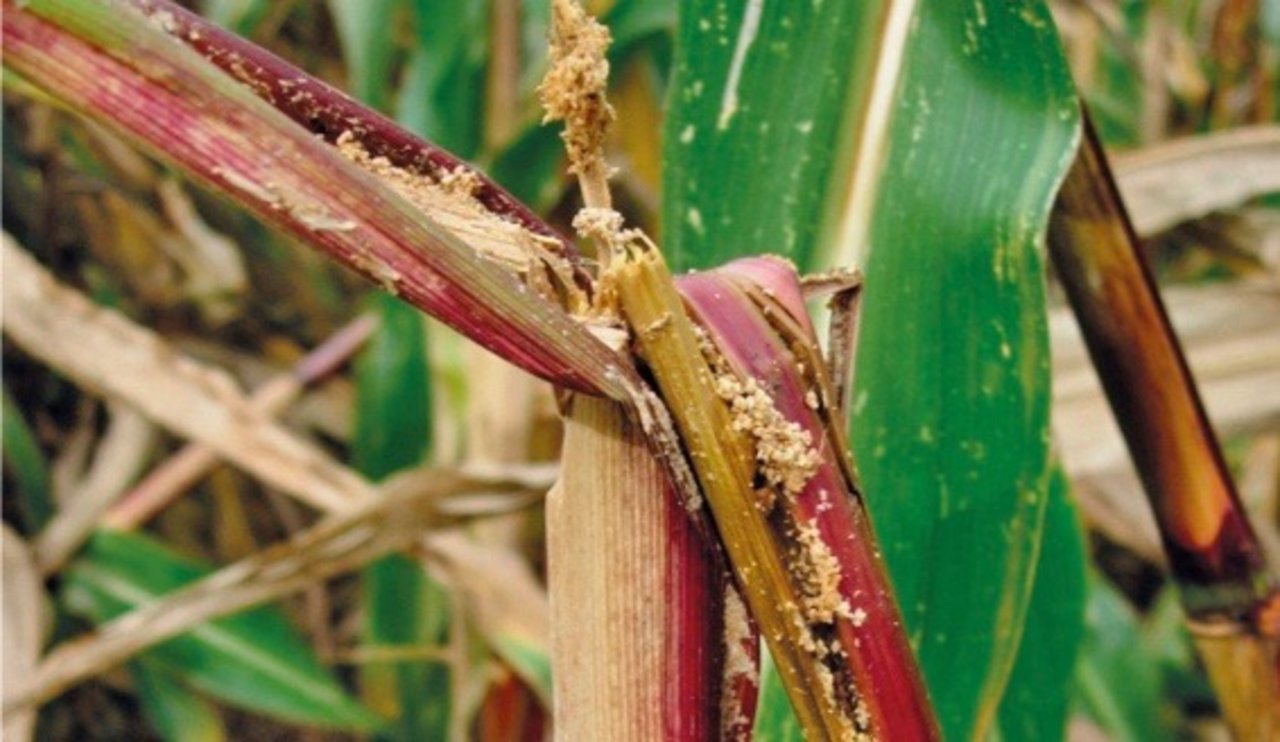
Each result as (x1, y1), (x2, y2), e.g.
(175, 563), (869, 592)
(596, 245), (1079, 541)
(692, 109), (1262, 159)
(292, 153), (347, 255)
(131, 658), (227, 742)
(1076, 0), (1147, 147)
(2, 384), (53, 533)
(996, 469), (1088, 741)
(328, 0), (402, 112)
(353, 293), (431, 480)
(490, 632), (553, 706)
(397, 0), (487, 159)
(199, 0), (273, 36)
(1142, 588), (1214, 708)
(354, 293), (450, 741)
(848, 4), (1079, 737)
(604, 0), (676, 69)
(490, 122), (565, 214)
(1073, 576), (1175, 742)
(750, 651), (803, 742)
(663, 0), (884, 270)
(361, 556), (451, 741)
(61, 530), (382, 730)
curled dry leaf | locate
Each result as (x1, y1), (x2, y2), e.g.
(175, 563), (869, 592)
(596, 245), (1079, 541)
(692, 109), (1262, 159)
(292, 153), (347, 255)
(1114, 125), (1280, 235)
(34, 404), (156, 574)
(154, 179), (247, 324)
(2, 526), (46, 742)
(2, 235), (375, 513)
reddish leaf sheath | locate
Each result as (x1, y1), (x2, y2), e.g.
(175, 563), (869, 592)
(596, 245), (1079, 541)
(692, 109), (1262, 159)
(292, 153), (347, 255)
(4, 1), (628, 398)
(123, 0), (575, 258)
(678, 257), (939, 741)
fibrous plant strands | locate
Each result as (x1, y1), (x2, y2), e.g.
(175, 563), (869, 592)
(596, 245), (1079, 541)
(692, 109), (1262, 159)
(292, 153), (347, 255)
(1049, 115), (1277, 619)
(334, 132), (585, 311)
(678, 257), (939, 742)
(122, 0), (577, 262)
(3, 1), (631, 399)
(550, 396), (742, 740)
(539, 0), (616, 212)
(616, 242), (876, 741)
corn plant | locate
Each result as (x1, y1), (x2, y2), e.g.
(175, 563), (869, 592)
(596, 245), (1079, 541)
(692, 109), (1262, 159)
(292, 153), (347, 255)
(2, 0), (1277, 740)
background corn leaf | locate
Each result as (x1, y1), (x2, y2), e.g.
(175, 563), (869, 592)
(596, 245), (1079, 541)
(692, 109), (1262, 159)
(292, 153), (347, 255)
(327, 0), (402, 113)
(490, 123), (565, 214)
(198, 0), (272, 37)
(750, 652), (803, 742)
(354, 293), (449, 741)
(490, 632), (552, 705)
(353, 294), (431, 481)
(61, 530), (382, 730)
(1072, 576), (1174, 742)
(2, 384), (53, 533)
(662, 0), (883, 271)
(604, 0), (676, 71)
(397, 0), (487, 159)
(130, 658), (227, 742)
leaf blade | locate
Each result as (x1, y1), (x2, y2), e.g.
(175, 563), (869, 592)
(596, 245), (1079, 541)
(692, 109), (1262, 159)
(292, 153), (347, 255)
(61, 530), (382, 731)
(847, 4), (1080, 738)
(662, 0), (884, 270)
(353, 294), (451, 741)
(996, 469), (1088, 741)
(131, 658), (228, 742)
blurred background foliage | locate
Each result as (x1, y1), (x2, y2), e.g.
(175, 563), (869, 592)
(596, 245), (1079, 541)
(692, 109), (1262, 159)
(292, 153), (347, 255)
(2, 0), (1277, 739)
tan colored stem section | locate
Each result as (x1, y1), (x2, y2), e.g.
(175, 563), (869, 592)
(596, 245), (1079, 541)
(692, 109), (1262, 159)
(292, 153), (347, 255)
(548, 395), (668, 740)
(1192, 627), (1280, 741)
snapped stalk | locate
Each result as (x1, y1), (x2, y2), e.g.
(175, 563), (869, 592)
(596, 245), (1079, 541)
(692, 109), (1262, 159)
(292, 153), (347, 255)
(3, 0), (626, 397)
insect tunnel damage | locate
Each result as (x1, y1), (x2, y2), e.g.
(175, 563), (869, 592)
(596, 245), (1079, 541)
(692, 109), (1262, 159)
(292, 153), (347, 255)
(535, 0), (939, 738)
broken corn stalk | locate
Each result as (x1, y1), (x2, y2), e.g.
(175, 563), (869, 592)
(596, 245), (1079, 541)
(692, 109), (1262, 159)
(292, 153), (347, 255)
(3, 0), (624, 398)
(1048, 112), (1280, 740)
(550, 394), (757, 740)
(121, 0), (578, 262)
(615, 244), (939, 741)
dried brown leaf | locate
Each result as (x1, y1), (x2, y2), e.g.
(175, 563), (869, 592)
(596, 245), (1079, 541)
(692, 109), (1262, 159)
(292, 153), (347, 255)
(2, 235), (375, 513)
